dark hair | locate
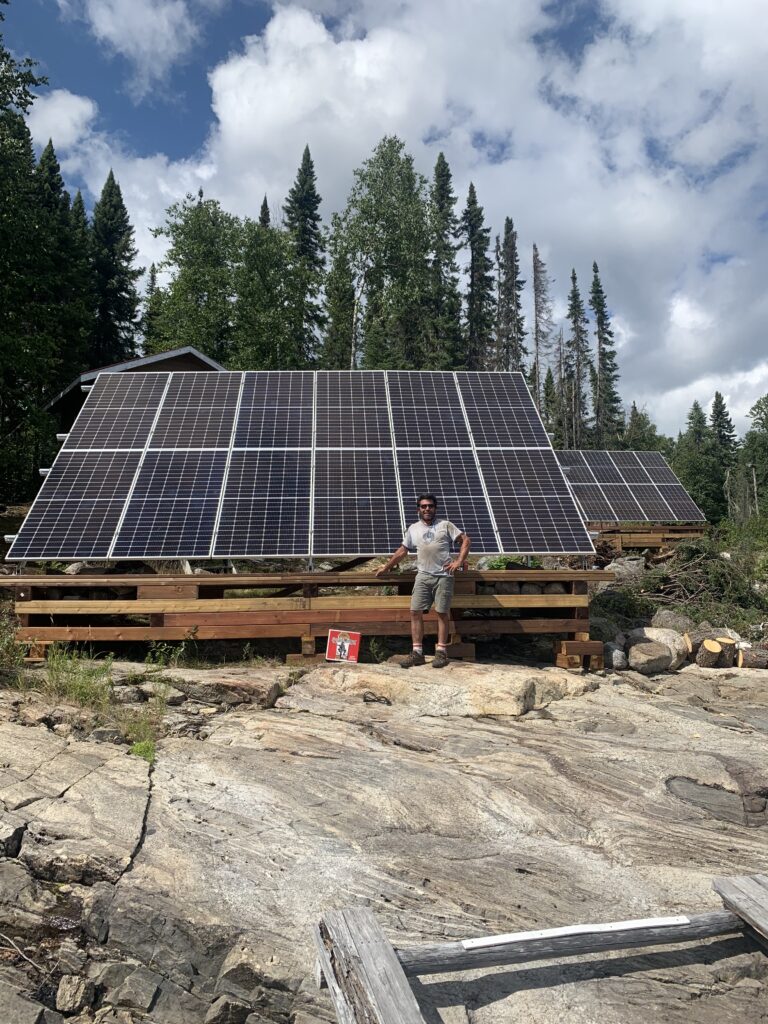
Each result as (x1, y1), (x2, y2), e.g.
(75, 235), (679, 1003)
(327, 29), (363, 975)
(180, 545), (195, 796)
(416, 493), (438, 507)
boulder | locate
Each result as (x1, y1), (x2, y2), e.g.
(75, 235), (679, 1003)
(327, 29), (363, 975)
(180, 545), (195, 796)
(216, 943), (264, 1000)
(604, 642), (628, 670)
(590, 616), (622, 644)
(139, 680), (186, 705)
(627, 641), (674, 675)
(520, 582), (542, 595)
(543, 582), (567, 594)
(628, 627), (688, 670)
(604, 556), (645, 584)
(651, 608), (694, 633)
(113, 965), (162, 1012)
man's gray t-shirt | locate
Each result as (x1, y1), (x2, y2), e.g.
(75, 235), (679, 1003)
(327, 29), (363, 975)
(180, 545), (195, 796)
(403, 519), (462, 576)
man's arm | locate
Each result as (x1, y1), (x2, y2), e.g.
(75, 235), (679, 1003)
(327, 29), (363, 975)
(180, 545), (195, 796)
(444, 532), (471, 574)
(375, 544), (409, 577)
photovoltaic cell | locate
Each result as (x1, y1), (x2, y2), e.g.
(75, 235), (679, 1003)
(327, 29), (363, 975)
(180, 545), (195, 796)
(388, 372), (470, 447)
(130, 451), (227, 500)
(555, 450), (705, 522)
(214, 500), (310, 556)
(150, 374), (241, 448)
(64, 374), (168, 450)
(223, 450), (311, 500)
(457, 371), (550, 447)
(35, 452), (140, 501)
(315, 372), (391, 447)
(313, 499), (405, 555)
(112, 499), (219, 558)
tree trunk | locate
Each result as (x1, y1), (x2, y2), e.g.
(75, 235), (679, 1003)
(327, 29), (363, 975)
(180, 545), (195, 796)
(715, 637), (736, 668)
(695, 639), (722, 668)
(738, 648), (768, 669)
(684, 628), (723, 657)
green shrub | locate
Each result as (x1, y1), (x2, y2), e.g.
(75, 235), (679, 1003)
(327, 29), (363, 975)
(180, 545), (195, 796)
(129, 739), (156, 763)
(43, 645), (113, 709)
(0, 608), (24, 678)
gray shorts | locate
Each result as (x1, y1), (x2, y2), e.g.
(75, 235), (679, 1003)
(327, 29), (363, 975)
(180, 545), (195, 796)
(410, 572), (454, 614)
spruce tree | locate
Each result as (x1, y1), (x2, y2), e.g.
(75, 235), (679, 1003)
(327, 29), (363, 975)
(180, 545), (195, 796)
(232, 215), (293, 369)
(259, 195), (270, 227)
(460, 182), (494, 371)
(710, 391), (738, 465)
(427, 152), (463, 369)
(90, 170), (142, 365)
(530, 243), (553, 406)
(141, 263), (168, 354)
(672, 401), (726, 521)
(541, 366), (558, 440)
(589, 261), (623, 446)
(494, 217), (527, 372)
(564, 269), (592, 449)
(282, 146), (325, 366)
(32, 140), (72, 379)
(69, 191), (97, 371)
(622, 402), (670, 453)
(320, 244), (355, 369)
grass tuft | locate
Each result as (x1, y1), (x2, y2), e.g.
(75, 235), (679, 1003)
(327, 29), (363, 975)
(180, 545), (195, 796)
(129, 739), (156, 763)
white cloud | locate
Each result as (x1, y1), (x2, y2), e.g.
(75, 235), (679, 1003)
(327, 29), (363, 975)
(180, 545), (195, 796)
(46, 0), (768, 436)
(26, 89), (98, 150)
(57, 0), (206, 97)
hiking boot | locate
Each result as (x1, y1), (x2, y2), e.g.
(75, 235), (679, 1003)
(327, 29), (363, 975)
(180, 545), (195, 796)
(432, 650), (449, 669)
(400, 651), (426, 668)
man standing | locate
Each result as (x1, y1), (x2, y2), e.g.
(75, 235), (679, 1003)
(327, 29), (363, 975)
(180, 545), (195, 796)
(376, 494), (471, 668)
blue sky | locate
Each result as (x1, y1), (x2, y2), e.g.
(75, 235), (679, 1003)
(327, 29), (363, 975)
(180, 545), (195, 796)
(8, 0), (768, 435)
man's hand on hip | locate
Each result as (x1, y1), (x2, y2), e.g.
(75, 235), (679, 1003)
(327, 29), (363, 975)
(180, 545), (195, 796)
(443, 559), (463, 574)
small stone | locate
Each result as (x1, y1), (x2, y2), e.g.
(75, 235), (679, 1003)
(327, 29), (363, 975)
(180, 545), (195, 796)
(114, 965), (162, 1011)
(139, 681), (186, 705)
(57, 937), (87, 973)
(543, 582), (567, 594)
(520, 582), (542, 595)
(205, 994), (251, 1024)
(111, 685), (144, 704)
(56, 974), (95, 1013)
(604, 642), (628, 670)
(216, 943), (264, 999)
(88, 727), (125, 744)
(0, 814), (26, 857)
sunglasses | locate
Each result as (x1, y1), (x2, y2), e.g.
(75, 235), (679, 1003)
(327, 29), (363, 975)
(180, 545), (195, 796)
(418, 503), (436, 508)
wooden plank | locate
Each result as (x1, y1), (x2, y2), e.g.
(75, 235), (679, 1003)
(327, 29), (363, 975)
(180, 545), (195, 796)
(137, 584), (199, 599)
(310, 595), (588, 609)
(312, 925), (356, 1024)
(16, 598), (310, 614)
(555, 640), (603, 656)
(17, 624), (312, 641)
(318, 908), (427, 1024)
(394, 909), (742, 977)
(713, 875), (768, 942)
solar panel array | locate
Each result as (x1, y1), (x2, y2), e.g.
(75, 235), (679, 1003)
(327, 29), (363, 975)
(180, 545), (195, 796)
(556, 450), (706, 523)
(8, 371), (595, 560)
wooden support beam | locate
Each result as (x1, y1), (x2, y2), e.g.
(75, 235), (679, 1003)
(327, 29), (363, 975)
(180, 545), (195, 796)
(392, 910), (742, 977)
(713, 874), (768, 945)
(315, 909), (427, 1024)
(17, 625), (312, 641)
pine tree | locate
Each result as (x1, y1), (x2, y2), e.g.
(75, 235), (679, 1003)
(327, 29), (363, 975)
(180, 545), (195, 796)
(564, 269), (592, 449)
(494, 217), (527, 372)
(232, 215), (293, 369)
(141, 263), (168, 354)
(32, 140), (72, 380)
(530, 243), (553, 406)
(622, 402), (670, 453)
(672, 401), (726, 521)
(541, 366), (558, 440)
(69, 191), (97, 371)
(427, 152), (463, 369)
(710, 391), (738, 465)
(320, 244), (355, 369)
(460, 182), (494, 370)
(90, 170), (142, 365)
(152, 190), (237, 364)
(551, 327), (568, 448)
(282, 146), (325, 366)
(589, 261), (623, 446)
(259, 195), (270, 227)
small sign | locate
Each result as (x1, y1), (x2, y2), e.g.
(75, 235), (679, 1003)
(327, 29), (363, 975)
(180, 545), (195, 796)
(326, 629), (361, 663)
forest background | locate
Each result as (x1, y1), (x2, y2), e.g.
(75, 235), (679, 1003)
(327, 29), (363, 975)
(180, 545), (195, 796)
(2, 1), (766, 534)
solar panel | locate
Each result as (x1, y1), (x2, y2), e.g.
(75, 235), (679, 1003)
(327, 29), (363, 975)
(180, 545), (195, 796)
(395, 449), (498, 552)
(555, 450), (705, 523)
(64, 373), (168, 450)
(478, 449), (593, 553)
(8, 370), (597, 561)
(388, 372), (470, 447)
(456, 371), (550, 448)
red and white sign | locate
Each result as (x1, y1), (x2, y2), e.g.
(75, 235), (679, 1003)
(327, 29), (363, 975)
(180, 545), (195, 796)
(326, 629), (361, 663)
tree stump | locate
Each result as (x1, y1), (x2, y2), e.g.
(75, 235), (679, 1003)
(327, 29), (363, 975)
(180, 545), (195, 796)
(695, 639), (722, 668)
(684, 628), (723, 657)
(715, 637), (736, 668)
(738, 648), (768, 669)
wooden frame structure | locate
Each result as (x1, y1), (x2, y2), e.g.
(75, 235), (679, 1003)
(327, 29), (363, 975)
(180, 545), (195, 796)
(1, 569), (611, 667)
(591, 522), (706, 553)
(314, 874), (768, 1024)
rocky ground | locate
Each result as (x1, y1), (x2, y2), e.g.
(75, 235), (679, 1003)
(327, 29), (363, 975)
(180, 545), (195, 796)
(1, 656), (767, 1024)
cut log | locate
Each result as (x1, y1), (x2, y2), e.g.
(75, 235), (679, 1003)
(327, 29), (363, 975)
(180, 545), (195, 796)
(684, 628), (723, 657)
(738, 648), (768, 669)
(695, 639), (722, 668)
(715, 637), (736, 668)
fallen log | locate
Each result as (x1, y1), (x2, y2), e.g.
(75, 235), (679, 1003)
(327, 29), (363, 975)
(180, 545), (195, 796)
(696, 639), (722, 668)
(715, 637), (736, 668)
(738, 648), (768, 669)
